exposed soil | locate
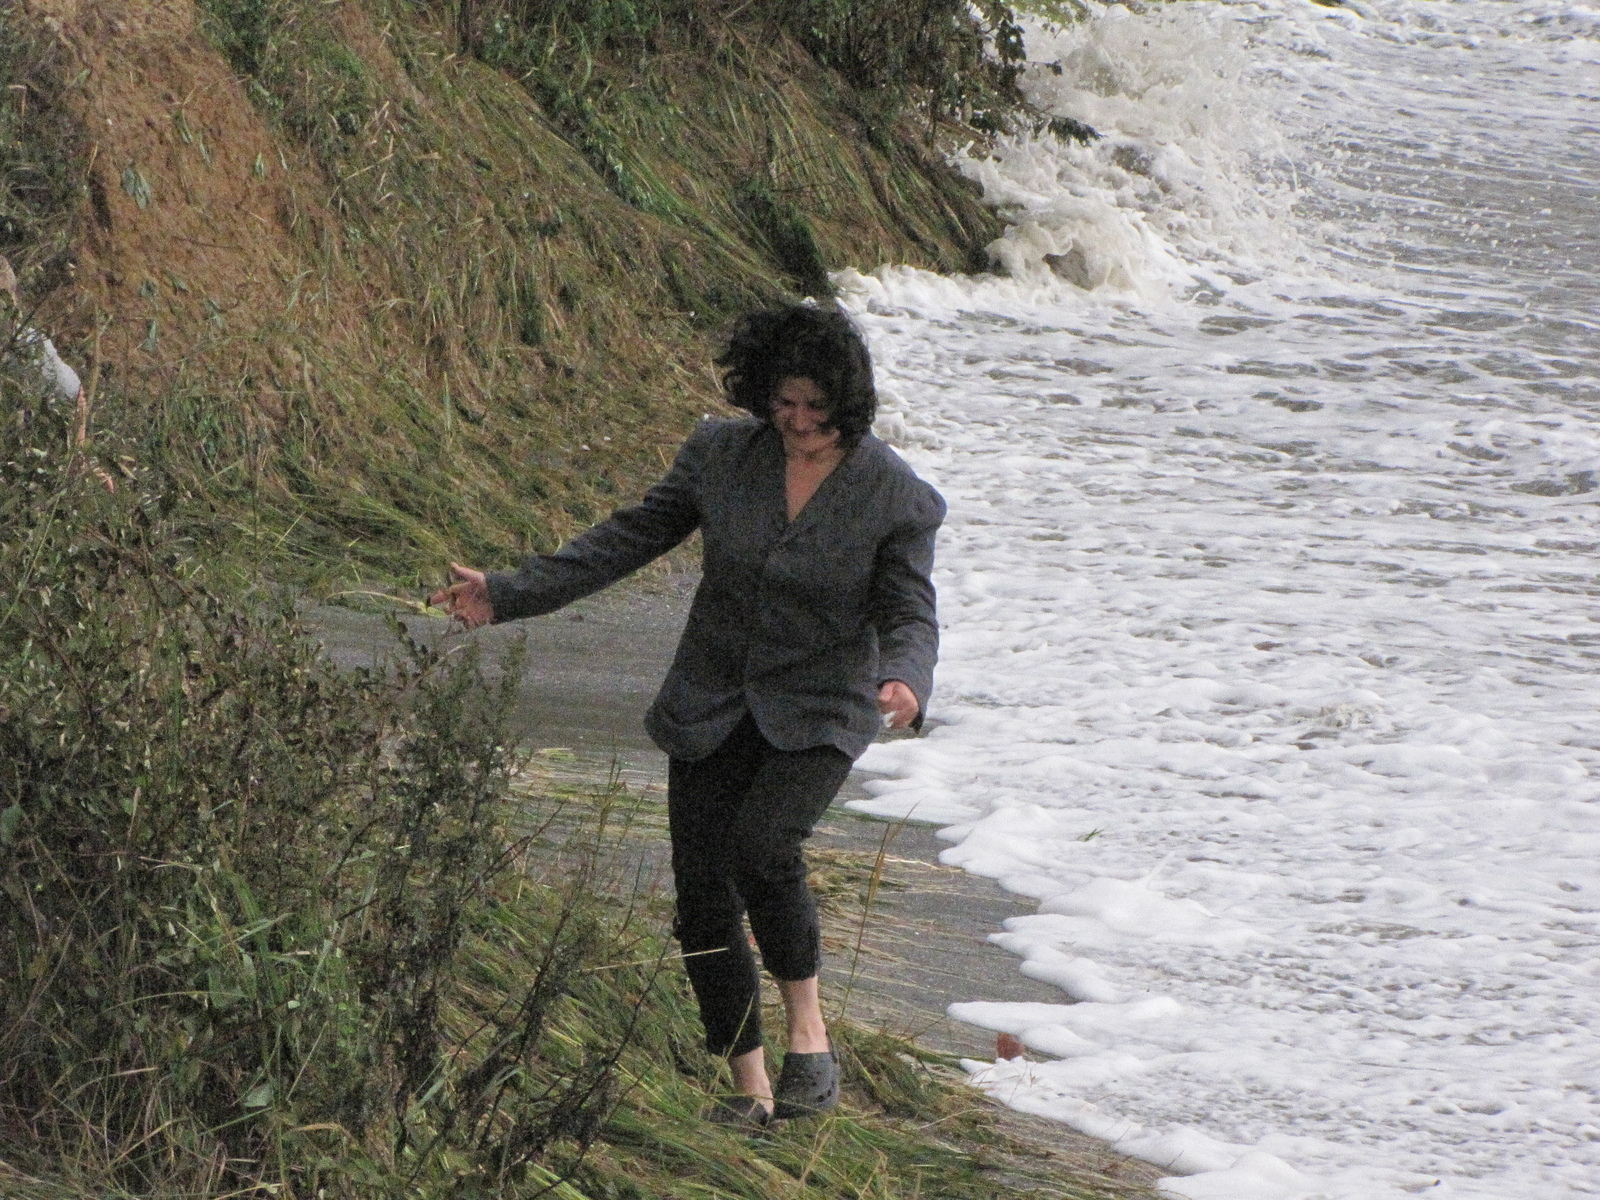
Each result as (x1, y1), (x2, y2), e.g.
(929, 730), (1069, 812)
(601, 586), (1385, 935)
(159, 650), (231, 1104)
(19, 0), (337, 403)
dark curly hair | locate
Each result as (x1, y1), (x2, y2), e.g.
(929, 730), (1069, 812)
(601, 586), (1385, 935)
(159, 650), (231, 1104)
(715, 305), (877, 442)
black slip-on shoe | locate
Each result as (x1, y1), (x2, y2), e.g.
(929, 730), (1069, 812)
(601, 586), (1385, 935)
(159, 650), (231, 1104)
(706, 1094), (773, 1131)
(771, 1047), (839, 1120)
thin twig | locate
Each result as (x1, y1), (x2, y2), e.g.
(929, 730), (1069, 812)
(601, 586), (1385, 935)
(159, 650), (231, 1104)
(585, 946), (727, 973)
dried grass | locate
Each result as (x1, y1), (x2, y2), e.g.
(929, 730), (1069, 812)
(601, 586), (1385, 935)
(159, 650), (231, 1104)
(2, 0), (1011, 587)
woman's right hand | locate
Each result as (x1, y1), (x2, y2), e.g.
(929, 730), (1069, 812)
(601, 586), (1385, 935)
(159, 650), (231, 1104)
(429, 563), (494, 629)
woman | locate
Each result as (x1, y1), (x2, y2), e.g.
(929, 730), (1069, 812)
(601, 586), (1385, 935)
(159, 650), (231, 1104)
(432, 305), (944, 1127)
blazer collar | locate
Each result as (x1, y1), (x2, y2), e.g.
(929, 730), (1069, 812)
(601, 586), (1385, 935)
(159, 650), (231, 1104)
(769, 426), (871, 544)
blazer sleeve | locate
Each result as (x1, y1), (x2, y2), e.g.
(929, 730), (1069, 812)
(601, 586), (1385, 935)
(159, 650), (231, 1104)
(868, 482), (946, 728)
(485, 425), (707, 622)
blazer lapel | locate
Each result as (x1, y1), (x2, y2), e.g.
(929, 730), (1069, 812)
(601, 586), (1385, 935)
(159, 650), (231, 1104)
(752, 425), (790, 547)
(778, 437), (868, 546)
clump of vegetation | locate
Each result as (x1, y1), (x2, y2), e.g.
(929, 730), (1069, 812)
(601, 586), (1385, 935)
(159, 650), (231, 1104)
(0, 364), (1156, 1200)
(468, 0), (1025, 135)
(0, 15), (92, 390)
(0, 10), (83, 296)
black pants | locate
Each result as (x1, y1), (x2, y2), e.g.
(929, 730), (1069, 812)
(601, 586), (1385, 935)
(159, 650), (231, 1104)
(668, 715), (853, 1058)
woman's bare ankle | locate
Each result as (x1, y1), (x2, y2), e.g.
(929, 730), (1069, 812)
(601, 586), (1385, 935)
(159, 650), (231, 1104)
(728, 1046), (775, 1107)
(786, 1026), (830, 1054)
(776, 975), (831, 1054)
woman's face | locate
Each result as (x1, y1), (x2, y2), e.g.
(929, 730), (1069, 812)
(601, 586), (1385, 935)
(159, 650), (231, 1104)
(772, 376), (839, 456)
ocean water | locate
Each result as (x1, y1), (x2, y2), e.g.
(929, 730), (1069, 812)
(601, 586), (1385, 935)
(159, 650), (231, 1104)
(839, 2), (1600, 1197)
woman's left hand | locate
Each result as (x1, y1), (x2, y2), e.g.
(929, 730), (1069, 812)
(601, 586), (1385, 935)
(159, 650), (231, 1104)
(877, 680), (919, 730)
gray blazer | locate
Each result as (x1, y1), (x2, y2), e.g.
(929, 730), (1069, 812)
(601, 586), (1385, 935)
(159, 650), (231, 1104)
(486, 417), (945, 762)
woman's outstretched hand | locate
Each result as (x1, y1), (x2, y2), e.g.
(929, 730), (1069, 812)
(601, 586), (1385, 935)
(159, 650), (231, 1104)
(430, 563), (494, 629)
(877, 680), (919, 730)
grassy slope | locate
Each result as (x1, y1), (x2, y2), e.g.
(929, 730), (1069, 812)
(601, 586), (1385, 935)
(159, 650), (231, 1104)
(0, 4), (1163, 1198)
(2, 0), (1006, 587)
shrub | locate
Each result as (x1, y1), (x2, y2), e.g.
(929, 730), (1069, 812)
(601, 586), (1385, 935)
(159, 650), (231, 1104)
(0, 366), (624, 1195)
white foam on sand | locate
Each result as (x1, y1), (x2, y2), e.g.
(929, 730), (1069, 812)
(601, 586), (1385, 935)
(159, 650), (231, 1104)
(844, 1), (1600, 1196)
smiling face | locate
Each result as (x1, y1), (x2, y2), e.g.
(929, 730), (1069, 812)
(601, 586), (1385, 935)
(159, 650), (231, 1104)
(771, 376), (840, 457)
